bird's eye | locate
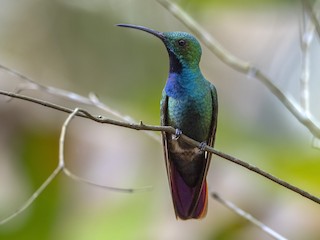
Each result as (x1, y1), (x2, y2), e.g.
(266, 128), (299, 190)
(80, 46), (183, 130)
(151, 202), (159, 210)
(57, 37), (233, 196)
(178, 39), (186, 46)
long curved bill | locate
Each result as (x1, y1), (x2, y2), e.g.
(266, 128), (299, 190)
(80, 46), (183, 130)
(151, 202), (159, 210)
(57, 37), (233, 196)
(117, 24), (165, 41)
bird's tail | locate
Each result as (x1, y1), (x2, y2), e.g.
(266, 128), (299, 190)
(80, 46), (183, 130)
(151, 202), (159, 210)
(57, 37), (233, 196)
(170, 165), (208, 220)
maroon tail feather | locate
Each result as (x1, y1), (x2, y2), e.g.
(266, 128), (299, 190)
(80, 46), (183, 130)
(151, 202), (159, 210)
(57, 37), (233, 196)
(170, 165), (208, 219)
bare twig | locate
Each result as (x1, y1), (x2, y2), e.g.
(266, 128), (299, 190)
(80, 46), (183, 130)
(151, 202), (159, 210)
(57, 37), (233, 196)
(156, 0), (320, 139)
(0, 158), (63, 225)
(0, 72), (286, 237)
(0, 100), (287, 239)
(0, 64), (160, 142)
(59, 108), (150, 193)
(299, 0), (320, 148)
(211, 192), (288, 240)
(302, 0), (320, 39)
(1, 90), (319, 207)
(299, 2), (313, 115)
(0, 107), (150, 225)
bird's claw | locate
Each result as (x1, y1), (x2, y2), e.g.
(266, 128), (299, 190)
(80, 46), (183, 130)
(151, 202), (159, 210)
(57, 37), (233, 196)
(199, 142), (207, 151)
(174, 129), (182, 140)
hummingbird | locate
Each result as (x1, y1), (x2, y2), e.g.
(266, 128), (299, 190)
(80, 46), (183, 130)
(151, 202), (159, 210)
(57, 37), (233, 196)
(117, 24), (218, 220)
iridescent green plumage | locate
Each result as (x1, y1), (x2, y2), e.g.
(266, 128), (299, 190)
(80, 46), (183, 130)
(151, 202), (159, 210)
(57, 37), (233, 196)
(118, 24), (218, 219)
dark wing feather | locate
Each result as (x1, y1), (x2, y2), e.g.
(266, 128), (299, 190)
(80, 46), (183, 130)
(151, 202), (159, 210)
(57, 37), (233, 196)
(203, 83), (218, 178)
(188, 83), (218, 217)
(160, 91), (172, 198)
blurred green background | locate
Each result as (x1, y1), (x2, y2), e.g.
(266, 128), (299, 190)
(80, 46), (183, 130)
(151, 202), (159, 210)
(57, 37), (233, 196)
(0, 0), (320, 239)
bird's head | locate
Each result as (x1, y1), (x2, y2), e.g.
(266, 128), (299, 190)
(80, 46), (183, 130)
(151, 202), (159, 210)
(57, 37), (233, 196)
(117, 24), (202, 73)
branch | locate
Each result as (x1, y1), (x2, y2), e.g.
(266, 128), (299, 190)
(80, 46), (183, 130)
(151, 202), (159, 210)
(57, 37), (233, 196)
(211, 193), (288, 240)
(1, 90), (320, 206)
(0, 95), (287, 240)
(0, 74), (286, 237)
(156, 0), (320, 139)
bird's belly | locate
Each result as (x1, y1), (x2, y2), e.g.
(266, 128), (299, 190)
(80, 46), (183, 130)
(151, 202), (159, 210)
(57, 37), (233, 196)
(167, 95), (212, 142)
(169, 139), (202, 159)
(168, 138), (205, 187)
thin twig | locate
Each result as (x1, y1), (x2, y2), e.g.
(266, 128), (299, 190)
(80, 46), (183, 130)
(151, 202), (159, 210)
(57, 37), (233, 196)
(59, 108), (150, 193)
(302, 0), (320, 39)
(0, 162), (63, 225)
(1, 92), (272, 235)
(0, 72), (285, 237)
(1, 90), (319, 206)
(0, 63), (160, 141)
(299, 2), (312, 115)
(156, 0), (320, 139)
(211, 192), (288, 240)
(0, 107), (150, 225)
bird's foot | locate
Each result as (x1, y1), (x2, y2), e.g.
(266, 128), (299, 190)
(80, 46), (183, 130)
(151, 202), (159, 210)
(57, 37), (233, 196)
(173, 129), (182, 140)
(199, 141), (207, 151)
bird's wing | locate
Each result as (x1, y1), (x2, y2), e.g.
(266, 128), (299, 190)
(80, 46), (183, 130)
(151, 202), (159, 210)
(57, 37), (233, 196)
(160, 90), (172, 191)
(188, 83), (218, 217)
(207, 84), (218, 155)
(202, 83), (218, 183)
